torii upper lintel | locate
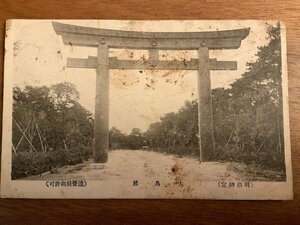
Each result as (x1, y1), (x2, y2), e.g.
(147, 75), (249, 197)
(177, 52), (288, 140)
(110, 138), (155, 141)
(52, 22), (249, 50)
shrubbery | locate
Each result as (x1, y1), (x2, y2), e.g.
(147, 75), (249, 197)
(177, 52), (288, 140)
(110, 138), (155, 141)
(12, 147), (92, 179)
(213, 145), (285, 172)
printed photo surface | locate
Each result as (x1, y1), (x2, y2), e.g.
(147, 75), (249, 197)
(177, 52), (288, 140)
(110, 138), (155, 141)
(1, 20), (293, 199)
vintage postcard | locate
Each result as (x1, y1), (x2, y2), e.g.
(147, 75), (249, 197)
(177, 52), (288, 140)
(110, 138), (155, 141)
(1, 20), (293, 199)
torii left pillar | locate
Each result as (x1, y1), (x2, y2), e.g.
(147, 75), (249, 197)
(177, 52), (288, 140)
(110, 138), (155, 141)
(197, 44), (215, 162)
(94, 43), (109, 163)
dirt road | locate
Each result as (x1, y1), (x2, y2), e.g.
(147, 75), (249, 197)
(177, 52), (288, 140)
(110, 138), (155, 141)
(25, 150), (283, 182)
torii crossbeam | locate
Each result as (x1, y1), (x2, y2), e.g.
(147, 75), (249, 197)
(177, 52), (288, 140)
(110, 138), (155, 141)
(52, 22), (250, 163)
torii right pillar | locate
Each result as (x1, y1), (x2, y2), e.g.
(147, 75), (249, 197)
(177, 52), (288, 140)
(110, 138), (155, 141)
(198, 44), (214, 162)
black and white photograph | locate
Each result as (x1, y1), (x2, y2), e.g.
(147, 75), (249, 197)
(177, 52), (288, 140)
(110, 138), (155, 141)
(1, 20), (293, 199)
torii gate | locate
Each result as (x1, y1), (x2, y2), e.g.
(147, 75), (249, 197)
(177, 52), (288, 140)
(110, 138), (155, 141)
(52, 22), (249, 163)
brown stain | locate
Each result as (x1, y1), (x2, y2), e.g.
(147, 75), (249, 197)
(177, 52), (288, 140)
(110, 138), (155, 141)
(168, 159), (196, 197)
(169, 160), (185, 187)
(110, 49), (190, 91)
(141, 54), (146, 61)
(111, 70), (140, 89)
(56, 50), (62, 59)
(181, 185), (194, 196)
(166, 159), (196, 197)
(163, 68), (176, 77)
(171, 164), (179, 174)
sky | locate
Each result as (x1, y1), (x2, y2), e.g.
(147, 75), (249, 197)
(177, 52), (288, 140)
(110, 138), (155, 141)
(11, 20), (276, 133)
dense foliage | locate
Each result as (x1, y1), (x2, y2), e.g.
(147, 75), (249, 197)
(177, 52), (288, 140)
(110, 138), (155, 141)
(12, 82), (94, 179)
(144, 101), (199, 157)
(212, 23), (285, 171)
(13, 82), (94, 152)
(109, 127), (145, 150)
(12, 147), (91, 179)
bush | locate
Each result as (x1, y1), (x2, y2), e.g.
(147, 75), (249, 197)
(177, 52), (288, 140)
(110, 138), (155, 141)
(12, 147), (92, 179)
(213, 144), (286, 172)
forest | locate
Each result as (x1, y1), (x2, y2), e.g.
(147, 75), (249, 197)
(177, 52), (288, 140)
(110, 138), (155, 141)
(12, 23), (285, 179)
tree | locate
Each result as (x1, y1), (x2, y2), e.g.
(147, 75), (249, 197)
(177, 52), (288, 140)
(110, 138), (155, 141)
(144, 100), (199, 156)
(13, 86), (54, 152)
(12, 82), (94, 152)
(130, 128), (142, 137)
(212, 23), (285, 170)
(109, 127), (127, 149)
(127, 128), (145, 149)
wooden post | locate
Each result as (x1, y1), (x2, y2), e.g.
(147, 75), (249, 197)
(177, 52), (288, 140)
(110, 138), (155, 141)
(94, 43), (109, 163)
(197, 44), (214, 162)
